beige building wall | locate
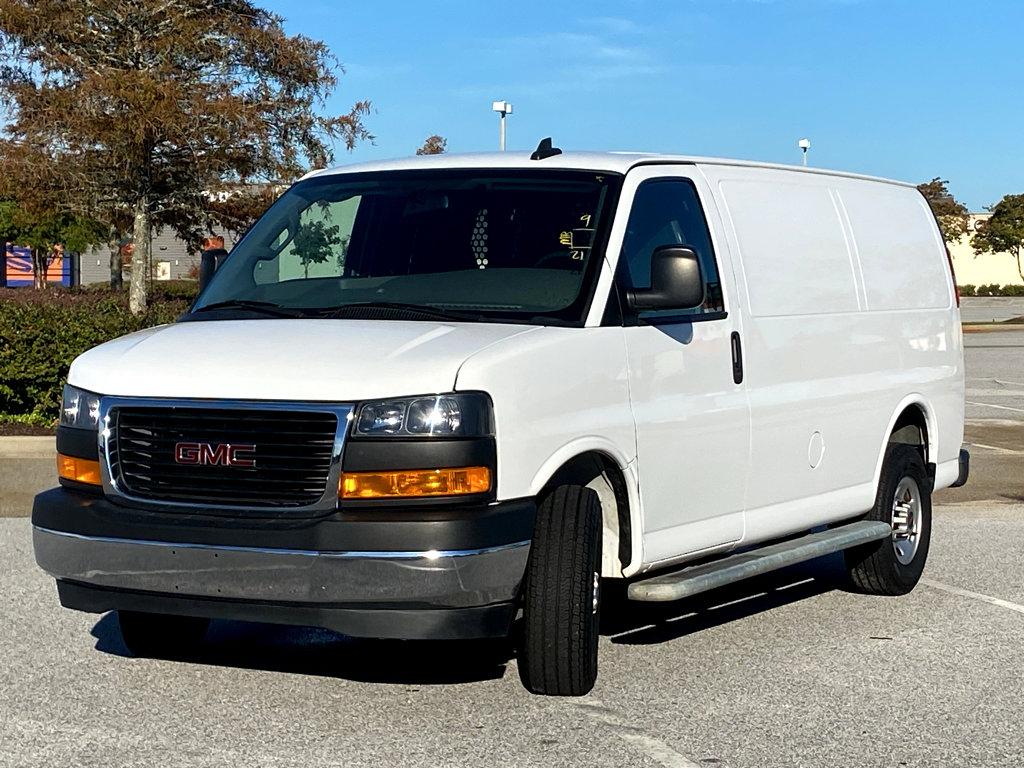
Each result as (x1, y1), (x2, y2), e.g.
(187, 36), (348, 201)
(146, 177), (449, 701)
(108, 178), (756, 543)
(948, 214), (1023, 287)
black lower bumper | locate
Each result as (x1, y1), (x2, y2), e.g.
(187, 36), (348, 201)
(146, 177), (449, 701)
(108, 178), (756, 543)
(32, 487), (535, 552)
(56, 581), (517, 640)
(34, 488), (535, 640)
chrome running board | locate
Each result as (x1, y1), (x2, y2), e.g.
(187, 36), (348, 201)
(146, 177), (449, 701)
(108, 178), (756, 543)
(627, 520), (892, 602)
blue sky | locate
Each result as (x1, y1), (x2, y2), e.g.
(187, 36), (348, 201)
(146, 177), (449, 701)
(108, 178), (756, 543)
(263, 0), (1022, 210)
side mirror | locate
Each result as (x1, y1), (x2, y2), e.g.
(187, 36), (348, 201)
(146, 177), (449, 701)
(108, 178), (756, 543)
(198, 250), (218, 292)
(627, 245), (705, 312)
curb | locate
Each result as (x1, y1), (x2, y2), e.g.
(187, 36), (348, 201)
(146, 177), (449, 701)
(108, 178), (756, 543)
(0, 436), (56, 459)
(962, 324), (1024, 333)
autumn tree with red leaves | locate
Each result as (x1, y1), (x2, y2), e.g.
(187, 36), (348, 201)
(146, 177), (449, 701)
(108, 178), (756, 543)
(0, 0), (371, 312)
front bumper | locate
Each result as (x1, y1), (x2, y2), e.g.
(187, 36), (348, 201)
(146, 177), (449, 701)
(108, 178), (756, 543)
(33, 488), (534, 639)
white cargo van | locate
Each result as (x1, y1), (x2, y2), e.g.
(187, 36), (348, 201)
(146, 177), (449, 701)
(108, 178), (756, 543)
(34, 144), (968, 696)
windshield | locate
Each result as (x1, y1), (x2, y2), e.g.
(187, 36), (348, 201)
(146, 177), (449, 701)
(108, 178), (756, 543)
(193, 169), (621, 325)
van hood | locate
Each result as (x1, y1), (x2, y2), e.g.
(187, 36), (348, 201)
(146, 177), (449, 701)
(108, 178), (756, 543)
(69, 319), (540, 401)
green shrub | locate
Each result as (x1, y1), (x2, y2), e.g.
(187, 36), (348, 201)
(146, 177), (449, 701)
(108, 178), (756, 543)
(150, 279), (199, 303)
(81, 279), (199, 302)
(0, 288), (186, 422)
(957, 283), (1024, 297)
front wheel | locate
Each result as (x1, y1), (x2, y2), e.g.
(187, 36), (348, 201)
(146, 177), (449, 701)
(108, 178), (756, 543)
(118, 610), (210, 658)
(845, 443), (932, 595)
(518, 484), (603, 696)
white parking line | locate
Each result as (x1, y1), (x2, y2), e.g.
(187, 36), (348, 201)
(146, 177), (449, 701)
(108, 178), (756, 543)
(967, 378), (1024, 387)
(969, 442), (1024, 455)
(576, 699), (698, 767)
(966, 401), (1024, 414)
(921, 578), (1024, 616)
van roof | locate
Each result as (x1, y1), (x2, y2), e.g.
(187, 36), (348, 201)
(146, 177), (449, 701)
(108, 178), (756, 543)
(308, 151), (916, 189)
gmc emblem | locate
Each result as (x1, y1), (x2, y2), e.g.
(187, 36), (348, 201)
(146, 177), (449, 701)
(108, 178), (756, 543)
(174, 442), (256, 468)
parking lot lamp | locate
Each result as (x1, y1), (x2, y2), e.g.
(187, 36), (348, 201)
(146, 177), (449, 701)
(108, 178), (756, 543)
(798, 137), (811, 166)
(492, 101), (513, 151)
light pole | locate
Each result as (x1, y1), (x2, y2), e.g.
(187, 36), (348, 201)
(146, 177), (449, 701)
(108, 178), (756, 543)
(492, 100), (513, 151)
(798, 137), (811, 166)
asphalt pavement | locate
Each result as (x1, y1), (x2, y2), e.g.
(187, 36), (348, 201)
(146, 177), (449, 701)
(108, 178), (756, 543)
(959, 295), (1024, 324)
(0, 325), (1022, 766)
(2, 502), (1022, 767)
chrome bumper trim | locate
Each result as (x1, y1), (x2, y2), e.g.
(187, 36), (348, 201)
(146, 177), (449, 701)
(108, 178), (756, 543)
(34, 526), (530, 608)
(32, 526), (528, 560)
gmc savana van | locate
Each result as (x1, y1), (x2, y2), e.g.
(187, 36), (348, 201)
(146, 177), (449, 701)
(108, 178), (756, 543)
(34, 146), (969, 696)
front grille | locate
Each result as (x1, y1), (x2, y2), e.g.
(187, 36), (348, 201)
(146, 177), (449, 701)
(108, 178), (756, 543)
(109, 407), (338, 508)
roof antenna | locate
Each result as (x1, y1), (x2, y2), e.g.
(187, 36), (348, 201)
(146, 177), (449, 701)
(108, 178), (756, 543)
(530, 137), (562, 161)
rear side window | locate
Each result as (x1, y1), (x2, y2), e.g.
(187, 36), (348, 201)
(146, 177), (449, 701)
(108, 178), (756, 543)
(619, 179), (725, 317)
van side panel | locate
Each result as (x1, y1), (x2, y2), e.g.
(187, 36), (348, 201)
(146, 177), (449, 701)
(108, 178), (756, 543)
(719, 179), (861, 317)
(838, 184), (950, 311)
(701, 164), (963, 545)
(837, 181), (964, 478)
(454, 326), (642, 573)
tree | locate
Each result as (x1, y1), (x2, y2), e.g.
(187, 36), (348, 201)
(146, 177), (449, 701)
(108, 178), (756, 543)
(293, 214), (341, 279)
(917, 178), (970, 243)
(0, 199), (105, 288)
(105, 210), (135, 289)
(416, 135), (448, 155)
(0, 0), (372, 313)
(206, 184), (283, 240)
(972, 194), (1024, 282)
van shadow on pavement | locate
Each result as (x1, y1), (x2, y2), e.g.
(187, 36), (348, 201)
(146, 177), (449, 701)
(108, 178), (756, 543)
(88, 554), (846, 686)
(601, 552), (847, 646)
(90, 612), (515, 686)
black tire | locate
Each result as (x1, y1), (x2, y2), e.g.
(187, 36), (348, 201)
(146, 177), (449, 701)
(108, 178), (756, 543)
(845, 443), (932, 595)
(519, 484), (603, 697)
(117, 611), (209, 658)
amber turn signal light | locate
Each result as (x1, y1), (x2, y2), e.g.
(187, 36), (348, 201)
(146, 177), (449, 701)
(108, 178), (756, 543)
(57, 454), (102, 486)
(340, 466), (491, 499)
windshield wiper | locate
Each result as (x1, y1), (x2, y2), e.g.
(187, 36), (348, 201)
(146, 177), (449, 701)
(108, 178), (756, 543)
(317, 301), (483, 322)
(190, 299), (306, 318)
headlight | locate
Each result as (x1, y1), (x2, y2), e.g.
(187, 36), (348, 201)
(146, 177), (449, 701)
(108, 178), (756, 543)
(353, 392), (493, 438)
(60, 385), (101, 430)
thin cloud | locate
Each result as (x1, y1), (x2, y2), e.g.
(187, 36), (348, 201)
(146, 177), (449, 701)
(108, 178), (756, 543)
(579, 16), (646, 35)
(468, 22), (663, 97)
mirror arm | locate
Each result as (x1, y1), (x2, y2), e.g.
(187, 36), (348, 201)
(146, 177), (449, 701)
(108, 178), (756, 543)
(627, 287), (670, 312)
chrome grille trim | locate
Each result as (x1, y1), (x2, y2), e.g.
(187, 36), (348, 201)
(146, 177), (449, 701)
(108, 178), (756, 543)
(97, 397), (354, 515)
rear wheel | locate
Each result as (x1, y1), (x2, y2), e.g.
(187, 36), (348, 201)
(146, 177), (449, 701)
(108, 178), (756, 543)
(519, 484), (602, 696)
(845, 443), (931, 595)
(118, 610), (209, 658)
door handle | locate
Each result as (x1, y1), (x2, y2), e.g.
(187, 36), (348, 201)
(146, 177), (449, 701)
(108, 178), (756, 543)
(730, 331), (743, 384)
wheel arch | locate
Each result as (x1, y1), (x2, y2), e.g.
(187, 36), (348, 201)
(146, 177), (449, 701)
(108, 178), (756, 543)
(529, 440), (641, 578)
(872, 396), (936, 491)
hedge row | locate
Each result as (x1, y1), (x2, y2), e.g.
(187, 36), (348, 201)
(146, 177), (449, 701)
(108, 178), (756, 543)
(959, 284), (1024, 297)
(0, 287), (190, 423)
(80, 279), (200, 302)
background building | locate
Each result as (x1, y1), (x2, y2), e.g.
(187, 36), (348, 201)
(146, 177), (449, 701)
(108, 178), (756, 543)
(78, 229), (238, 286)
(948, 214), (1023, 287)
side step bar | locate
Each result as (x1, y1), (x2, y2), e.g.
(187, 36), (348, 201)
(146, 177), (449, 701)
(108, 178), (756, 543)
(627, 520), (892, 602)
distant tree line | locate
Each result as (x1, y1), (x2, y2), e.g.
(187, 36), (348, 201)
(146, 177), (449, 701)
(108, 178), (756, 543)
(919, 179), (1024, 281)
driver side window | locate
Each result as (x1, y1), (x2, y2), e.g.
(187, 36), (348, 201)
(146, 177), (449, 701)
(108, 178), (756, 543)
(620, 179), (724, 315)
